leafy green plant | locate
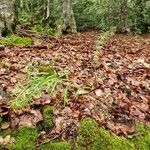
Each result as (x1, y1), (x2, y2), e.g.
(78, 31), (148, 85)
(10, 68), (68, 109)
(0, 34), (32, 46)
(93, 27), (115, 63)
(19, 11), (32, 25)
(32, 25), (56, 36)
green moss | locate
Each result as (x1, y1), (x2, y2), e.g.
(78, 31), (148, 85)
(75, 118), (134, 150)
(75, 118), (102, 150)
(39, 66), (55, 75)
(39, 141), (71, 150)
(0, 34), (32, 46)
(0, 128), (13, 137)
(130, 123), (150, 150)
(10, 127), (38, 150)
(98, 127), (134, 150)
(0, 61), (5, 68)
(42, 105), (54, 129)
(0, 117), (2, 125)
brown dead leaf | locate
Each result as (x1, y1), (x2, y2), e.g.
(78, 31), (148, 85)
(10, 109), (43, 128)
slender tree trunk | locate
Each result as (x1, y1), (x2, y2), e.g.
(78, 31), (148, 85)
(0, 0), (16, 37)
(107, 0), (111, 30)
(46, 0), (50, 20)
(117, 0), (127, 33)
(62, 0), (77, 33)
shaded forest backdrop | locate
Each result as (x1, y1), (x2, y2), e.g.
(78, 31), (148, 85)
(1, 0), (150, 36)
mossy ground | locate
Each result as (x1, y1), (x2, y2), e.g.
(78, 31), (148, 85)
(39, 141), (71, 150)
(39, 66), (55, 75)
(75, 118), (150, 150)
(0, 117), (150, 150)
(0, 34), (32, 46)
(0, 127), (38, 150)
(42, 105), (54, 129)
(130, 123), (150, 150)
(10, 127), (38, 150)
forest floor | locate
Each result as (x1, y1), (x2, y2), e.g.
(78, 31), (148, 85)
(0, 30), (150, 148)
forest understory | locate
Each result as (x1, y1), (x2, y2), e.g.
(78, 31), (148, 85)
(0, 30), (150, 149)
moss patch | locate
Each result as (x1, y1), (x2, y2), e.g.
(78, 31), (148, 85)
(130, 123), (150, 150)
(0, 117), (3, 125)
(0, 34), (32, 46)
(98, 127), (134, 150)
(42, 105), (54, 129)
(0, 129), (13, 137)
(1, 118), (150, 150)
(75, 118), (102, 150)
(39, 141), (71, 150)
(10, 127), (38, 150)
(75, 118), (134, 150)
(39, 66), (55, 75)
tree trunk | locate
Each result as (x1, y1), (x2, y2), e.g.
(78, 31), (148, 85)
(117, 0), (128, 33)
(62, 0), (77, 33)
(0, 0), (16, 37)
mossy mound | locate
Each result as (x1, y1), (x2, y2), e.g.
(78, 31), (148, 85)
(0, 128), (13, 137)
(0, 117), (3, 125)
(39, 66), (55, 75)
(42, 105), (54, 129)
(75, 118), (134, 150)
(75, 118), (102, 150)
(10, 127), (38, 150)
(130, 123), (150, 150)
(1, 118), (150, 150)
(39, 141), (71, 150)
(0, 34), (32, 46)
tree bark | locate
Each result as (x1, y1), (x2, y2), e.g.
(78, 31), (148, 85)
(0, 0), (16, 37)
(62, 0), (77, 33)
(117, 0), (128, 33)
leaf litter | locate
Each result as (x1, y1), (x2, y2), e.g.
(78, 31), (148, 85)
(0, 31), (150, 141)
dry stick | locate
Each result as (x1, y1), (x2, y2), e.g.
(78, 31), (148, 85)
(31, 129), (66, 150)
(128, 132), (144, 139)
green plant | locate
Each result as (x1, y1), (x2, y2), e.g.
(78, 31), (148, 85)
(93, 28), (115, 63)
(0, 34), (32, 46)
(42, 105), (54, 129)
(10, 68), (68, 109)
(32, 25), (56, 36)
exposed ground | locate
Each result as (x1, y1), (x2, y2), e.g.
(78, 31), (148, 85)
(0, 31), (150, 148)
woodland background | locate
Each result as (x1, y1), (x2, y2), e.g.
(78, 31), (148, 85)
(3, 0), (150, 35)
